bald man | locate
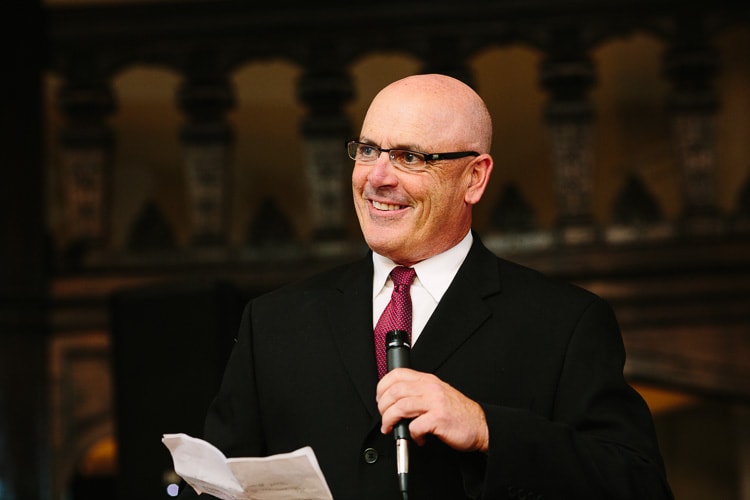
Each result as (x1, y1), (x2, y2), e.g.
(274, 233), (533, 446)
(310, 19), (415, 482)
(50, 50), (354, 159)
(179, 74), (673, 499)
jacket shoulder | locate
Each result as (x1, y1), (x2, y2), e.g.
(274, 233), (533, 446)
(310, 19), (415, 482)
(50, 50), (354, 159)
(252, 256), (371, 304)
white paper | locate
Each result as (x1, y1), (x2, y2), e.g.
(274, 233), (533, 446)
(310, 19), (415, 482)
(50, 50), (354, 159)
(162, 433), (333, 500)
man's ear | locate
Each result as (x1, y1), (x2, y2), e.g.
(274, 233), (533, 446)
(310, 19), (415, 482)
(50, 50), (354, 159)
(465, 154), (494, 205)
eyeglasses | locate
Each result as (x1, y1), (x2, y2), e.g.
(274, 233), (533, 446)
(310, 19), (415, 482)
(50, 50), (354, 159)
(345, 140), (479, 173)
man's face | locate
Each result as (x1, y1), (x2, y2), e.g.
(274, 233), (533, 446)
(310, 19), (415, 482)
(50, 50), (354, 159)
(351, 89), (477, 266)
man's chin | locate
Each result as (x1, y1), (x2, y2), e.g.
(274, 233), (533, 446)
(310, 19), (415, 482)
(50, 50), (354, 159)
(363, 231), (406, 255)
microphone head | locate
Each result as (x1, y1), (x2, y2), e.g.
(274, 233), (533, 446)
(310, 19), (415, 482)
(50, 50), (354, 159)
(386, 330), (410, 350)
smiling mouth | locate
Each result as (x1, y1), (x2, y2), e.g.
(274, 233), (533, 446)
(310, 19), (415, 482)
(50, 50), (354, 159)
(371, 200), (407, 211)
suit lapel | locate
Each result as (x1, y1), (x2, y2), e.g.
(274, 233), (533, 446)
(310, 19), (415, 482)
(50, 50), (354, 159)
(411, 239), (502, 373)
(323, 256), (380, 418)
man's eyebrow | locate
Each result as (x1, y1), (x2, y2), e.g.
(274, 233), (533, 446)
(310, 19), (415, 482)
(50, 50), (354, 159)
(397, 144), (425, 152)
(358, 138), (427, 152)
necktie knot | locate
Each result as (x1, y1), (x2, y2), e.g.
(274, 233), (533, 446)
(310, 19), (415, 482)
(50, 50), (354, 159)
(390, 266), (416, 288)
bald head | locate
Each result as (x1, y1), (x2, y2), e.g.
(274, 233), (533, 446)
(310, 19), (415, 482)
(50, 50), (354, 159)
(363, 74), (493, 154)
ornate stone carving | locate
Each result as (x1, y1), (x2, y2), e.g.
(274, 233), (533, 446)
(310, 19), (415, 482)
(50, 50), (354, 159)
(49, 332), (113, 500)
(540, 49), (598, 244)
(56, 81), (115, 257)
(297, 70), (354, 244)
(177, 76), (235, 246)
(663, 30), (722, 234)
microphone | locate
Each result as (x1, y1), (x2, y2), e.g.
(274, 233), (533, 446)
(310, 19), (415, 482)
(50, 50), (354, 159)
(385, 329), (411, 499)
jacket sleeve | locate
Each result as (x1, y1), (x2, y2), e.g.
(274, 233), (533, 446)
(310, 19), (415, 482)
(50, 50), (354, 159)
(178, 301), (265, 499)
(478, 297), (673, 500)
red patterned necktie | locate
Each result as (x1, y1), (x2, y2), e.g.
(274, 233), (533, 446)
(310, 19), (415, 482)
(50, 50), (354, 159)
(374, 266), (417, 379)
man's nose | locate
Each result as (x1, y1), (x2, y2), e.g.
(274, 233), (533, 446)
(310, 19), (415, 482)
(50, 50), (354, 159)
(367, 152), (398, 185)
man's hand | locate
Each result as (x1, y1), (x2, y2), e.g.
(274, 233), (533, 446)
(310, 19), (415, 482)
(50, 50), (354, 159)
(376, 368), (489, 453)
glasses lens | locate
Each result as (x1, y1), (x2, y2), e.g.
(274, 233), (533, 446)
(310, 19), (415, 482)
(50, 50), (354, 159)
(390, 150), (426, 171)
(348, 142), (378, 162)
(346, 141), (358, 160)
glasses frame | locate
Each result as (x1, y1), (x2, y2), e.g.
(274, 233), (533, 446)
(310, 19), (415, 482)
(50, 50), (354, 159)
(345, 140), (480, 171)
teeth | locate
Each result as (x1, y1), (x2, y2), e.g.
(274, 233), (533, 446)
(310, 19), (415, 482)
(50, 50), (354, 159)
(372, 200), (404, 211)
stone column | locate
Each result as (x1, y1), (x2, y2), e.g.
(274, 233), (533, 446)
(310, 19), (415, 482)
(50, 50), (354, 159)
(177, 74), (235, 247)
(56, 75), (115, 263)
(539, 38), (598, 244)
(297, 69), (354, 248)
(419, 35), (475, 87)
(663, 24), (722, 235)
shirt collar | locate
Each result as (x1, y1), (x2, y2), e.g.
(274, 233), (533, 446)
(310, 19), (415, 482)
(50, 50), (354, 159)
(372, 231), (473, 302)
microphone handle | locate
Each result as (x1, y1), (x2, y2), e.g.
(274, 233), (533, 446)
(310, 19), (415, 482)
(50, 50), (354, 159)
(386, 329), (411, 498)
(386, 330), (412, 441)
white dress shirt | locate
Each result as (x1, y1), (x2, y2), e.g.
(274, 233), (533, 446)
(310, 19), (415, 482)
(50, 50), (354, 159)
(372, 231), (473, 345)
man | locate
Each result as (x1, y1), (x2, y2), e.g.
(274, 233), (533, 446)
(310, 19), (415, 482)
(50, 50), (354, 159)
(180, 74), (673, 499)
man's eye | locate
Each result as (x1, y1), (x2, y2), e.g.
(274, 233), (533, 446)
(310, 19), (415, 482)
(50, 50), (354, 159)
(359, 145), (377, 158)
(400, 151), (422, 165)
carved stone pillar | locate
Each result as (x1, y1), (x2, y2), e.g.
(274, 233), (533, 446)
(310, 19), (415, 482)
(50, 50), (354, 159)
(419, 35), (475, 87)
(177, 75), (235, 247)
(57, 77), (115, 260)
(540, 48), (597, 244)
(297, 69), (354, 246)
(663, 28), (722, 235)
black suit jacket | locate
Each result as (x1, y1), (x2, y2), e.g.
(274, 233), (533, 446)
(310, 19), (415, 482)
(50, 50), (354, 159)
(180, 236), (672, 500)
